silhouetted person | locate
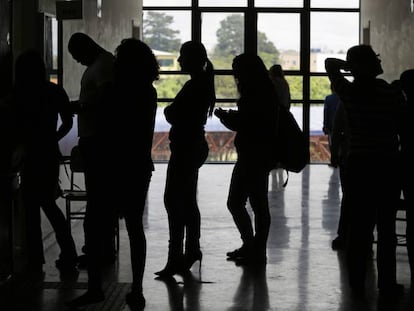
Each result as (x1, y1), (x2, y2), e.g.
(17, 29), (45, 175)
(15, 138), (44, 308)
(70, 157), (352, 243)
(66, 33), (115, 306)
(330, 100), (349, 250)
(155, 41), (215, 277)
(268, 64), (291, 111)
(102, 38), (158, 309)
(268, 64), (291, 189)
(323, 84), (340, 161)
(215, 54), (278, 266)
(325, 45), (403, 296)
(399, 69), (414, 284)
(13, 50), (78, 275)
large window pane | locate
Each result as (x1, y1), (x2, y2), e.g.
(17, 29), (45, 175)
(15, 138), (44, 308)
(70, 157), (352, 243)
(311, 12), (359, 72)
(310, 76), (330, 100)
(154, 74), (190, 99)
(215, 75), (238, 100)
(143, 0), (190, 6)
(143, 11), (191, 55)
(310, 104), (329, 163)
(286, 76), (302, 101)
(199, 0), (247, 7)
(258, 13), (300, 70)
(255, 0), (303, 7)
(202, 13), (244, 70)
(311, 0), (359, 9)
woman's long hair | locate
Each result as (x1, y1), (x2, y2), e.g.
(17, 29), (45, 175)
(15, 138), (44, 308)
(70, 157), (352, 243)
(232, 53), (278, 105)
(114, 38), (159, 85)
(180, 41), (216, 117)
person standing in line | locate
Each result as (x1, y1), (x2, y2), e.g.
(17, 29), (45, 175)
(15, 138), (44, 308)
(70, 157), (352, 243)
(68, 38), (159, 309)
(325, 45), (403, 296)
(329, 99), (349, 251)
(269, 64), (291, 111)
(215, 54), (278, 266)
(66, 33), (116, 307)
(155, 41), (216, 277)
(13, 50), (78, 275)
(268, 64), (291, 189)
(102, 38), (158, 309)
(323, 84), (340, 164)
(399, 69), (414, 285)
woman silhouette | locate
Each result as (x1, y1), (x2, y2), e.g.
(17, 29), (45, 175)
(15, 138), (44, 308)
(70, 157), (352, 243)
(215, 54), (278, 265)
(155, 41), (215, 277)
(67, 39), (159, 309)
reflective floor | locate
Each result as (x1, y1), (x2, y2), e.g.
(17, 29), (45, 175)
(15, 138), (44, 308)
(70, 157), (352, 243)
(2, 164), (413, 311)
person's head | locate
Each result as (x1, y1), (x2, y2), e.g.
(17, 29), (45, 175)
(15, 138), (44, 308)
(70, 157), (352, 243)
(178, 41), (208, 74)
(178, 41), (216, 116)
(68, 32), (104, 66)
(232, 53), (273, 96)
(400, 69), (414, 100)
(345, 44), (383, 78)
(114, 38), (159, 84)
(269, 64), (284, 80)
(14, 49), (46, 89)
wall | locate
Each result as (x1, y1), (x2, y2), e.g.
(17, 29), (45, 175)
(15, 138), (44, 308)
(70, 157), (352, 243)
(361, 0), (414, 82)
(62, 0), (142, 100)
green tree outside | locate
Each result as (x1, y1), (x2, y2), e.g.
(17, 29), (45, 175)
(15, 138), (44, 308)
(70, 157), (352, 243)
(143, 12), (182, 52)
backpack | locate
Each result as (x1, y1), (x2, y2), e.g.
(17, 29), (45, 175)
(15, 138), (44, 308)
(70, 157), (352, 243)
(273, 105), (309, 175)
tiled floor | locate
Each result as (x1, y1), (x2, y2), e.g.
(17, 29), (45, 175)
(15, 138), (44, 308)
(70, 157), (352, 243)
(2, 164), (413, 311)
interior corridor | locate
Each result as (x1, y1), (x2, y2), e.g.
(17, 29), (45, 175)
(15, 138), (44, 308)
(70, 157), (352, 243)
(1, 163), (413, 311)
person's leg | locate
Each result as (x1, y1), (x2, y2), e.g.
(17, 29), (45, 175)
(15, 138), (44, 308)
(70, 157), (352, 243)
(345, 157), (375, 294)
(123, 171), (150, 308)
(183, 168), (201, 254)
(67, 138), (105, 307)
(332, 164), (348, 250)
(247, 167), (271, 262)
(226, 161), (254, 258)
(156, 158), (185, 276)
(41, 200), (78, 266)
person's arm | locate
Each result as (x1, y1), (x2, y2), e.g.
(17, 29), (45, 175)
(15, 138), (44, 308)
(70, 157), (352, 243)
(56, 86), (73, 141)
(325, 58), (348, 89)
(214, 107), (240, 131)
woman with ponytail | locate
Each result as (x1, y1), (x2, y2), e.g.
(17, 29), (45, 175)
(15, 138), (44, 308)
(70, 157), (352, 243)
(155, 41), (215, 277)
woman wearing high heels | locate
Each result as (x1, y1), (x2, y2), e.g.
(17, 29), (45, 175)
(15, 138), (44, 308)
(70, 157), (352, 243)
(155, 41), (215, 277)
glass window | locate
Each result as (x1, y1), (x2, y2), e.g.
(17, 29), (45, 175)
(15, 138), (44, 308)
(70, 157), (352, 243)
(310, 76), (331, 100)
(199, 0), (247, 6)
(202, 12), (245, 69)
(257, 13), (300, 70)
(154, 74), (190, 99)
(310, 12), (359, 72)
(286, 76), (302, 101)
(143, 0), (190, 6)
(255, 0), (303, 7)
(52, 17), (58, 70)
(215, 75), (238, 100)
(311, 0), (359, 9)
(310, 104), (329, 163)
(143, 11), (191, 54)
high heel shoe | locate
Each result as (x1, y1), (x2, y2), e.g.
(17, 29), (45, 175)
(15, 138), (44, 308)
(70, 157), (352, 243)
(183, 250), (203, 272)
(154, 256), (185, 277)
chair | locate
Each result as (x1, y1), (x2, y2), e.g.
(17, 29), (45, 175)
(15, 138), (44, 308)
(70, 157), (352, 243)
(61, 146), (120, 251)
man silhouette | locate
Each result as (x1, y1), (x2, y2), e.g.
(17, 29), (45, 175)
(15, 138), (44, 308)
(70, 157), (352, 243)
(325, 45), (403, 297)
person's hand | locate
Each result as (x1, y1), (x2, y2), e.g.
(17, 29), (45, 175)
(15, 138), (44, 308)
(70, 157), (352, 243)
(214, 107), (226, 118)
